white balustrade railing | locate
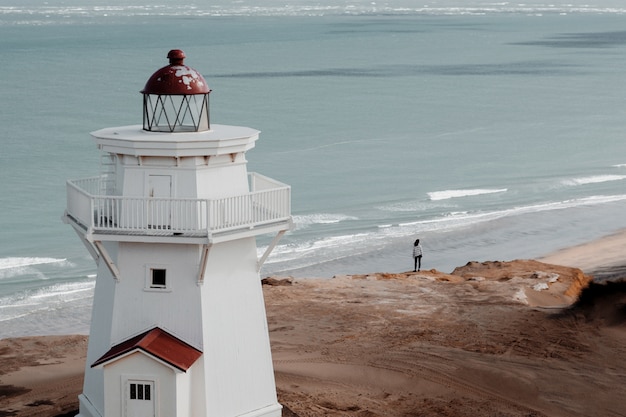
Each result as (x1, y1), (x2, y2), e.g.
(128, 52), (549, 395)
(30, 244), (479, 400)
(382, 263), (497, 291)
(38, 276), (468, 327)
(66, 173), (290, 238)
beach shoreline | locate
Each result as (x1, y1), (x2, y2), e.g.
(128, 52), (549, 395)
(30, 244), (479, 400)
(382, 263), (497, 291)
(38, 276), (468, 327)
(1, 230), (626, 417)
(539, 228), (626, 275)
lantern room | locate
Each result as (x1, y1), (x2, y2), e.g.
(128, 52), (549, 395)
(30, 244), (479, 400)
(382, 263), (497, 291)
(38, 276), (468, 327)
(141, 49), (211, 132)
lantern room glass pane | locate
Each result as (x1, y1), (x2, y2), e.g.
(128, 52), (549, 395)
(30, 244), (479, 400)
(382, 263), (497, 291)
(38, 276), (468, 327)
(143, 93), (209, 132)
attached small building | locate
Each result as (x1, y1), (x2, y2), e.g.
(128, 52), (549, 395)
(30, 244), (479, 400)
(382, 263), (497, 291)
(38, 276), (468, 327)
(93, 328), (202, 417)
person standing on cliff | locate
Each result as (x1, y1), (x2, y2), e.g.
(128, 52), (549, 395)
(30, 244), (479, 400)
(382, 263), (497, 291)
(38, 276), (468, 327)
(413, 239), (423, 272)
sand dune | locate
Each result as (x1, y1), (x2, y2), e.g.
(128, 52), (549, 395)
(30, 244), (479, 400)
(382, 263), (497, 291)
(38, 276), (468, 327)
(268, 263), (626, 416)
(1, 248), (626, 416)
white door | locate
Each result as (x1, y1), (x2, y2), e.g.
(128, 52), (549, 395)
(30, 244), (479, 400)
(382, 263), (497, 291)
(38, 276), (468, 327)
(148, 175), (172, 230)
(125, 380), (155, 417)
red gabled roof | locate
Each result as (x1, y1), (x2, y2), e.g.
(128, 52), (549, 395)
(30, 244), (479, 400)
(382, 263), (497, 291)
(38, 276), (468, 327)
(92, 327), (202, 372)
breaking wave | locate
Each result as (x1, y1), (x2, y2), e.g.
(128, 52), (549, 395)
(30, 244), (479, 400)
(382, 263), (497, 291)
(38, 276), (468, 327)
(428, 188), (507, 201)
(562, 175), (626, 186)
(0, 257), (71, 280)
(292, 213), (358, 230)
(0, 257), (67, 270)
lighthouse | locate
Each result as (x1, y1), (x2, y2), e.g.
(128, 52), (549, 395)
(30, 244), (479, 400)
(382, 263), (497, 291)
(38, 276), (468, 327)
(64, 50), (291, 417)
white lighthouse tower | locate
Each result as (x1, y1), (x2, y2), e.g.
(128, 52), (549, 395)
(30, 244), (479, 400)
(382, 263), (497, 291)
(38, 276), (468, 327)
(64, 50), (291, 417)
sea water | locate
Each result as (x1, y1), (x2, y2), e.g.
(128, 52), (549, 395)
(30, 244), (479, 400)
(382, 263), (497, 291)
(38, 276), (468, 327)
(2, 0), (626, 337)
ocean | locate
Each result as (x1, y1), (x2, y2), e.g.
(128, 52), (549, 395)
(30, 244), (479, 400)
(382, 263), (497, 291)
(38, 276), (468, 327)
(2, 0), (626, 338)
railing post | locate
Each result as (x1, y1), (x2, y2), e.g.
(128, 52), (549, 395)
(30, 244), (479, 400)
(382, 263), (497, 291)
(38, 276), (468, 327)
(206, 199), (212, 239)
(250, 172), (256, 192)
(90, 195), (95, 232)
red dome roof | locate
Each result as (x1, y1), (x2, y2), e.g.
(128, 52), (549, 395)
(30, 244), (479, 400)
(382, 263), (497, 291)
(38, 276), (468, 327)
(141, 49), (210, 95)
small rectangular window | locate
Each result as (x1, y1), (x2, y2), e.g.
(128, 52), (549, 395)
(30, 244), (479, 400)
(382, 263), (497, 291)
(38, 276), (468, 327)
(129, 382), (152, 400)
(151, 269), (166, 288)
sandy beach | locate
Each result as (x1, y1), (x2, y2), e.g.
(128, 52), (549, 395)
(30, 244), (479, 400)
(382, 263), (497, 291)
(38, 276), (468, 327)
(1, 231), (626, 417)
(539, 228), (626, 274)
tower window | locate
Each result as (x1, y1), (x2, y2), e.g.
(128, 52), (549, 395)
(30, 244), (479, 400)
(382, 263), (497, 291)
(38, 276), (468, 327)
(145, 265), (170, 291)
(151, 268), (167, 288)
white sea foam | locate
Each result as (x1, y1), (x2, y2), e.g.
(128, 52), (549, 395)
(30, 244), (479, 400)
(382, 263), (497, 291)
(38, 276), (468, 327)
(1, 1), (625, 23)
(377, 200), (454, 212)
(562, 175), (626, 186)
(428, 188), (507, 201)
(0, 281), (93, 305)
(292, 213), (358, 229)
(267, 232), (371, 257)
(0, 257), (72, 281)
(0, 257), (68, 270)
(261, 230), (376, 269)
(0, 281), (94, 323)
(403, 194), (626, 229)
(30, 283), (94, 300)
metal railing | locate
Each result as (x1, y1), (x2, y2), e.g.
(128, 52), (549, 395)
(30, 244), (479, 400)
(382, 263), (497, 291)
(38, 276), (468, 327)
(66, 173), (291, 238)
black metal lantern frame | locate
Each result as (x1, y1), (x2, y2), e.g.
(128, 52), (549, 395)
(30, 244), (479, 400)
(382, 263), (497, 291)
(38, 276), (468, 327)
(143, 93), (210, 132)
